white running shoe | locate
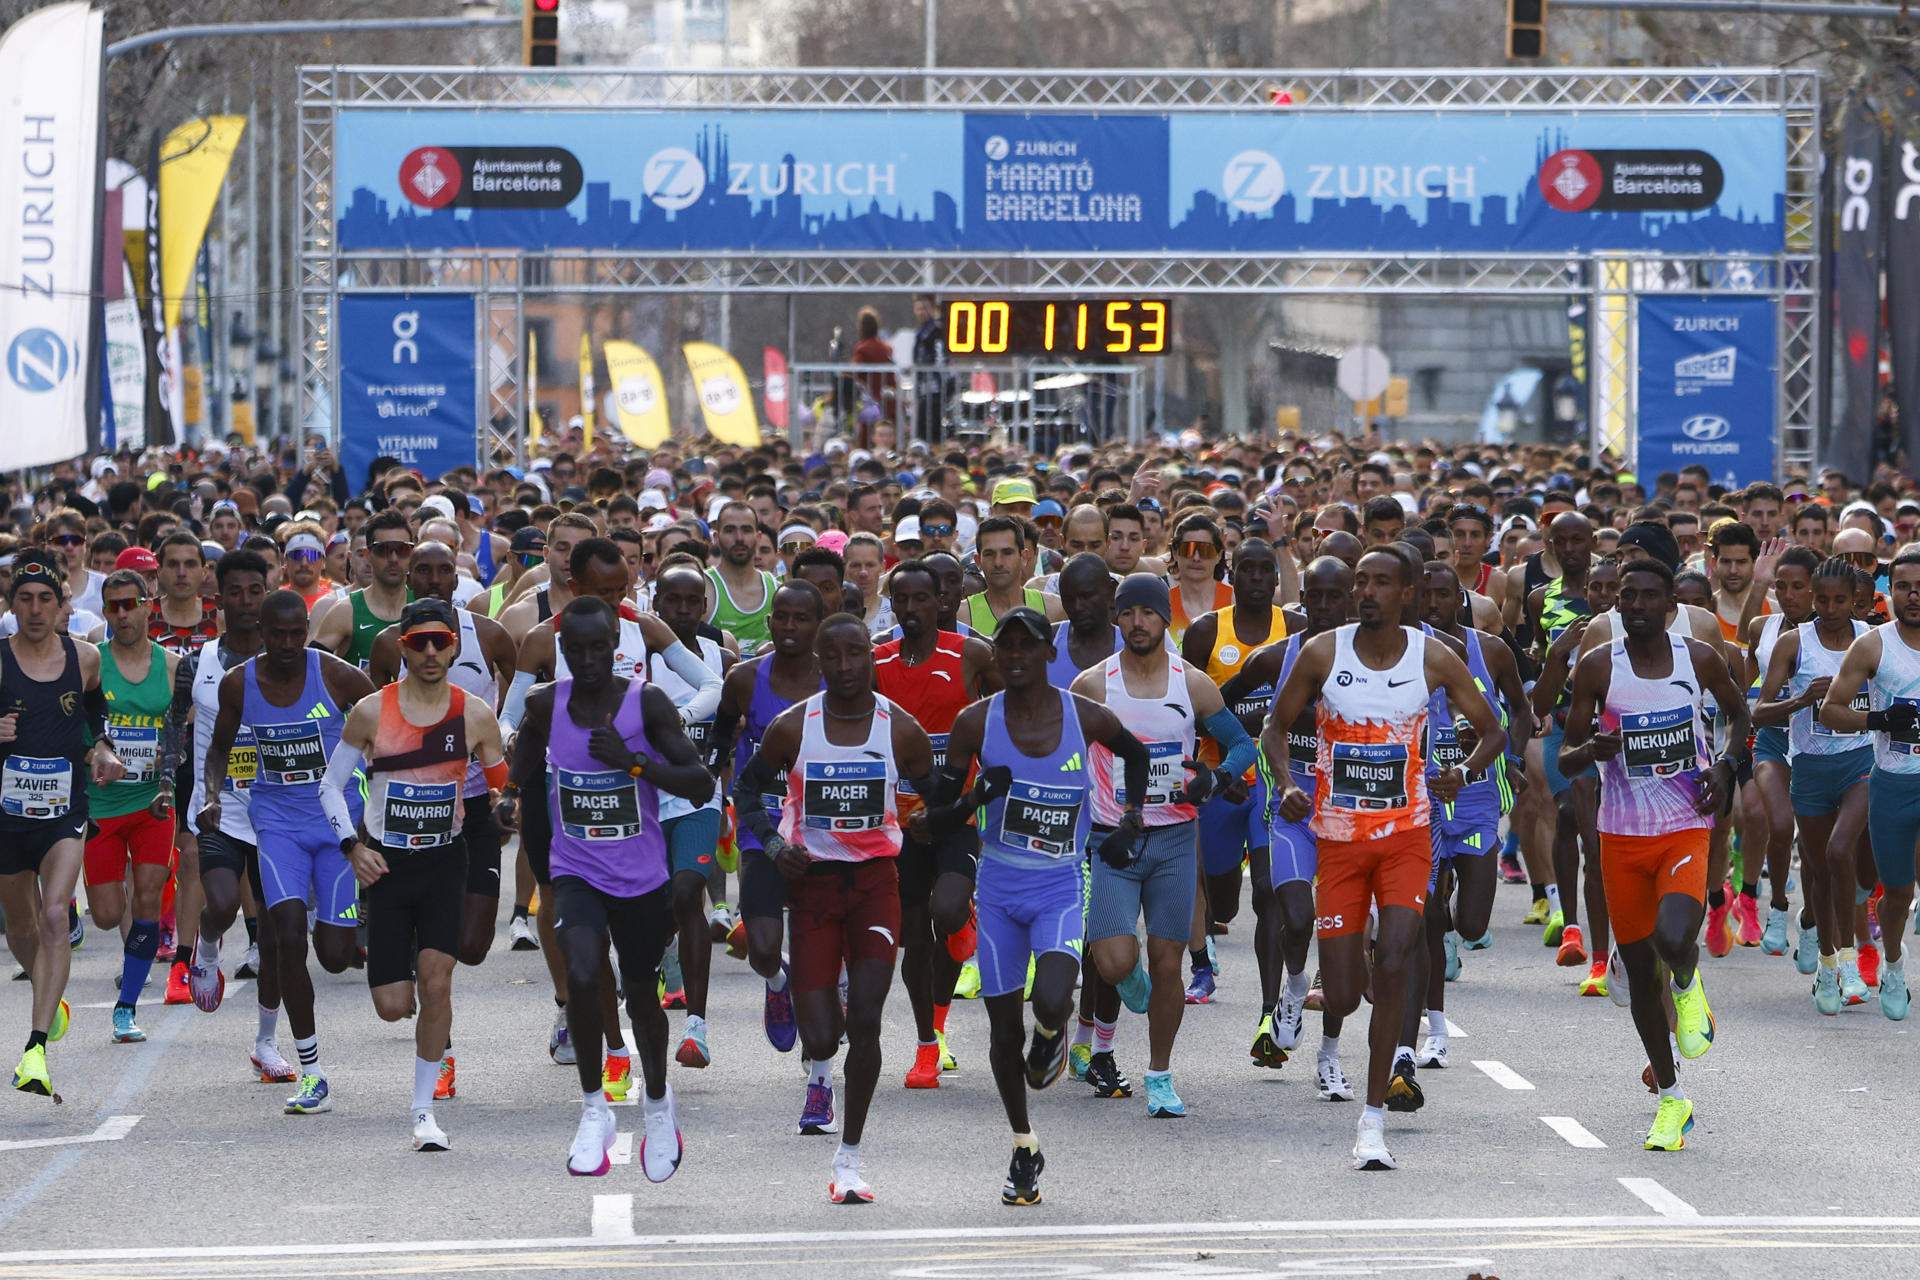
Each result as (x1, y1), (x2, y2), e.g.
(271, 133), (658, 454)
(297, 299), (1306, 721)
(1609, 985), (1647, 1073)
(828, 1149), (874, 1204)
(639, 1086), (683, 1183)
(508, 915), (539, 952)
(250, 1040), (297, 1084)
(1415, 1034), (1449, 1069)
(412, 1109), (449, 1152)
(1352, 1113), (1396, 1171)
(1275, 982), (1306, 1051)
(1316, 1055), (1355, 1102)
(567, 1105), (616, 1176)
(1607, 949), (1632, 1009)
(235, 942), (260, 979)
(550, 1008), (577, 1066)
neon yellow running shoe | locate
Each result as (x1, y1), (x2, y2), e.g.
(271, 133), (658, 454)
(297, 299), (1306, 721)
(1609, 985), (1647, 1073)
(49, 998), (69, 1043)
(954, 959), (981, 1000)
(11, 1044), (49, 1096)
(1644, 1094), (1695, 1151)
(1522, 898), (1550, 926)
(1068, 1041), (1092, 1080)
(1672, 972), (1715, 1060)
(936, 1029), (958, 1073)
(1541, 908), (1565, 947)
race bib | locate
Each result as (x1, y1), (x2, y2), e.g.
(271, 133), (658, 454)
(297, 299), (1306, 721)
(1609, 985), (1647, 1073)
(1115, 740), (1183, 808)
(1812, 688), (1872, 738)
(1329, 742), (1410, 812)
(111, 722), (160, 785)
(255, 721), (327, 785)
(1422, 716), (1486, 782)
(899, 733), (948, 797)
(684, 718), (713, 755)
(1, 755), (72, 819)
(994, 781), (1084, 858)
(802, 759), (886, 832)
(1234, 683), (1274, 723)
(383, 780), (458, 849)
(557, 767), (642, 840)
(225, 728), (257, 794)
(1621, 706), (1699, 778)
(1886, 696), (1920, 754)
(1286, 713), (1318, 784)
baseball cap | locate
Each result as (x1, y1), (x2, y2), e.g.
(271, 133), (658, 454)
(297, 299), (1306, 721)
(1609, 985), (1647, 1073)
(508, 527), (548, 555)
(114, 546), (159, 574)
(894, 516), (922, 543)
(992, 477), (1038, 506)
(418, 495), (457, 523)
(994, 606), (1052, 643)
(638, 489), (670, 513)
(1033, 499), (1066, 521)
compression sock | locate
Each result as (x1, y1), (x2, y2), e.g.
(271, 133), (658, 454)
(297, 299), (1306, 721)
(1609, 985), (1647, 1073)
(1189, 946), (1210, 974)
(413, 1057), (438, 1112)
(257, 1004), (278, 1045)
(933, 1002), (950, 1035)
(119, 919), (160, 1010)
(1092, 1018), (1116, 1055)
(243, 915), (259, 945)
(295, 1035), (321, 1076)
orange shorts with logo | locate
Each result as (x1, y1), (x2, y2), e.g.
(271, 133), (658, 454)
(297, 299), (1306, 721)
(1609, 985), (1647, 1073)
(1600, 827), (1710, 946)
(1314, 826), (1434, 938)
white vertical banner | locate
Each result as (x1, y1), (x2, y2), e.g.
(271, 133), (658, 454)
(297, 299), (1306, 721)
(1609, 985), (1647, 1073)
(0, 2), (104, 468)
(105, 265), (146, 450)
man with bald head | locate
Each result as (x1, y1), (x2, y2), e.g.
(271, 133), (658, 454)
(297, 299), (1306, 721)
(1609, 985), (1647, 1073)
(1318, 530), (1365, 572)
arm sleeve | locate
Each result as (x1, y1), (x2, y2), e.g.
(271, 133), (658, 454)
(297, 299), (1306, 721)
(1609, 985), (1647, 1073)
(84, 683), (109, 743)
(500, 669), (537, 733)
(732, 752), (782, 849)
(1202, 705), (1258, 779)
(659, 641), (722, 725)
(319, 742), (366, 843)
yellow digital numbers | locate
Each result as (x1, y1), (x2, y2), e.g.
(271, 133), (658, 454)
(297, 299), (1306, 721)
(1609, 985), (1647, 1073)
(944, 299), (1172, 357)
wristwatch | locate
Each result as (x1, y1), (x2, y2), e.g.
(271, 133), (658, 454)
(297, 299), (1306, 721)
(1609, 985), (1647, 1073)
(627, 757), (648, 779)
(339, 836), (357, 857)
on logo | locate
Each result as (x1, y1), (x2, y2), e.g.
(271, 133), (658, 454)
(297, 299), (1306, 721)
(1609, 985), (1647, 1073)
(6, 329), (71, 393)
(1843, 154), (1876, 232)
(643, 148), (706, 211)
(391, 311), (420, 365)
(1223, 150), (1284, 214)
(1897, 141), (1920, 222)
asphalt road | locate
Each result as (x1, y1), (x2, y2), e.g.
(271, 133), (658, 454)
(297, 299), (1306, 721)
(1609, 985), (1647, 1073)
(3, 866), (1919, 1280)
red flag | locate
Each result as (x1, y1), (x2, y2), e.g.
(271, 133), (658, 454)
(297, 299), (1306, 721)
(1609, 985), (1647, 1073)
(763, 346), (789, 429)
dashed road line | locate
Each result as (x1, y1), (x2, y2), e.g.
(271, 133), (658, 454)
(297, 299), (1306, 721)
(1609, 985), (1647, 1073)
(591, 1194), (634, 1240)
(610, 1131), (633, 1165)
(1618, 1177), (1699, 1218)
(0, 1114), (141, 1153)
(1471, 1059), (1534, 1090)
(1539, 1116), (1605, 1148)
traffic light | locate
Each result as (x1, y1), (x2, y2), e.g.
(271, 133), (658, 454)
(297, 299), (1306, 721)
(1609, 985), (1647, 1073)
(1506, 0), (1546, 59)
(523, 0), (561, 66)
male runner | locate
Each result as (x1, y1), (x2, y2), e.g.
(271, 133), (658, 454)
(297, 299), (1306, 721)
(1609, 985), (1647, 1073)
(965, 518), (1063, 634)
(940, 607), (1149, 1205)
(1266, 549), (1505, 1170)
(512, 598), (714, 1179)
(1706, 520), (1772, 948)
(151, 530), (219, 1002)
(1, 552), (125, 1096)
(313, 508), (412, 668)
(323, 598), (508, 1149)
(708, 501), (781, 654)
(1559, 558), (1742, 1149)
(1745, 545), (1819, 957)
(732, 611), (947, 1203)
(202, 590), (374, 1115)
(497, 512), (600, 638)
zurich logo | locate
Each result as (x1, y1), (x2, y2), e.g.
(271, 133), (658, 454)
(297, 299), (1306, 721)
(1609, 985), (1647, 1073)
(6, 329), (70, 393)
(1681, 414), (1731, 442)
(1223, 150), (1285, 213)
(641, 148), (705, 211)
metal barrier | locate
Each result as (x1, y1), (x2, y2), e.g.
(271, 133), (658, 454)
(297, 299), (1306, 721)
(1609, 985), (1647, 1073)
(789, 361), (1147, 452)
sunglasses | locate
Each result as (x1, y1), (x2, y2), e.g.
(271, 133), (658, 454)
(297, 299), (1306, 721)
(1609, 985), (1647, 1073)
(370, 541), (414, 558)
(1180, 541), (1221, 559)
(400, 628), (458, 653)
(920, 523), (954, 538)
(518, 552), (543, 568)
(103, 596), (148, 611)
(781, 541), (813, 554)
(51, 534), (84, 547)
(287, 548), (323, 563)
(1843, 551), (1878, 565)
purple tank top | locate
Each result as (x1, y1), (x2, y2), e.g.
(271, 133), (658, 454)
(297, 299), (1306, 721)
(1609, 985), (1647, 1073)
(735, 657), (822, 852)
(546, 677), (667, 897)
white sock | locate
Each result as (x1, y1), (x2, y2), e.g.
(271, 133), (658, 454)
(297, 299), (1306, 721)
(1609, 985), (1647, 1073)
(809, 1058), (832, 1088)
(583, 1088), (611, 1117)
(606, 1044), (631, 1060)
(767, 966), (790, 993)
(835, 1140), (860, 1163)
(1071, 1019), (1094, 1048)
(1319, 1028), (1341, 1061)
(1545, 884), (1563, 913)
(413, 1056), (438, 1113)
(1659, 1080), (1686, 1102)
(1286, 968), (1310, 998)
(257, 1005), (278, 1046)
(1361, 1104), (1384, 1125)
(200, 932), (222, 969)
(294, 1034), (320, 1074)
(1092, 1018), (1116, 1054)
(1393, 1045), (1414, 1068)
(1144, 1068), (1170, 1082)
(1427, 1009), (1446, 1038)
(1671, 971), (1696, 995)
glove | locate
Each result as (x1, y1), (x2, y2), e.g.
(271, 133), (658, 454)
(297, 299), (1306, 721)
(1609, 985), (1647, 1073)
(971, 765), (1013, 809)
(1096, 812), (1145, 869)
(1179, 759), (1228, 805)
(1869, 703), (1920, 735)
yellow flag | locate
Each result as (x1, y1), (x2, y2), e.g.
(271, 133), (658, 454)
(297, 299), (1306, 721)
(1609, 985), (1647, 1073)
(578, 333), (596, 450)
(681, 342), (762, 447)
(604, 340), (671, 448)
(159, 116), (245, 334)
(528, 328), (543, 444)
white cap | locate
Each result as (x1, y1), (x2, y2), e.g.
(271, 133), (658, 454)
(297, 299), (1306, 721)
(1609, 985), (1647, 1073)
(90, 456), (118, 479)
(645, 512), (675, 533)
(778, 524), (817, 547)
(894, 515), (922, 543)
(706, 494), (732, 523)
(638, 488), (670, 512)
(825, 438), (849, 455)
(418, 495), (457, 523)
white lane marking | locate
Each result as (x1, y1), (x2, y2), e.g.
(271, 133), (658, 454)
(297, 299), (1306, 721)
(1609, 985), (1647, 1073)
(1618, 1177), (1700, 1218)
(609, 1132), (633, 1165)
(590, 1194), (634, 1240)
(1540, 1116), (1606, 1149)
(0, 1115), (141, 1153)
(1444, 1018), (1468, 1039)
(1471, 1059), (1534, 1090)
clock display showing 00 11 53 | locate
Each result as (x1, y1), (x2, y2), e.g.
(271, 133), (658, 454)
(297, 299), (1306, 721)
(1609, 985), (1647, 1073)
(944, 298), (1171, 357)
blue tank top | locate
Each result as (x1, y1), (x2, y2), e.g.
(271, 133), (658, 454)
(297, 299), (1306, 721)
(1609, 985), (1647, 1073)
(475, 529), (497, 587)
(736, 657), (822, 851)
(1424, 628), (1510, 825)
(1271, 635), (1317, 792)
(1046, 620), (1120, 688)
(979, 688), (1092, 872)
(244, 649), (355, 830)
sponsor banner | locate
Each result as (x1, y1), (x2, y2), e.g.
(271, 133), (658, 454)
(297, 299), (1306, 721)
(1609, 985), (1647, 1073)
(763, 346), (789, 430)
(335, 109), (1785, 256)
(1831, 96), (1884, 486)
(159, 117), (245, 335)
(682, 342), (761, 447)
(1889, 84), (1920, 474)
(0, 2), (104, 469)
(104, 270), (147, 451)
(604, 340), (669, 448)
(578, 333), (596, 448)
(338, 294), (478, 485)
(1636, 295), (1776, 488)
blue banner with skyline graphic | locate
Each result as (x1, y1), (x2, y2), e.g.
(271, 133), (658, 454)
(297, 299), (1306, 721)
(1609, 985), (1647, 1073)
(334, 109), (1785, 257)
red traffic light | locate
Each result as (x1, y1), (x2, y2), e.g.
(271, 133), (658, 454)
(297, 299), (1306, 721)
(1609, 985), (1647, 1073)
(533, 0), (559, 10)
(524, 0), (561, 64)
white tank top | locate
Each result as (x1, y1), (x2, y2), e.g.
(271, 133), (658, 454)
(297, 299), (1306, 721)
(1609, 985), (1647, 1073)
(1751, 611), (1788, 707)
(1091, 651), (1198, 829)
(1312, 625), (1430, 842)
(1870, 622), (1920, 773)
(555, 615), (646, 683)
(1596, 635), (1712, 837)
(189, 641), (256, 841)
(650, 632), (726, 820)
(1789, 620), (1869, 758)
(778, 693), (902, 862)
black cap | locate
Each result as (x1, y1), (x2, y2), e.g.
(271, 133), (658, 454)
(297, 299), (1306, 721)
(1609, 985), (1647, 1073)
(399, 597), (458, 632)
(994, 606), (1052, 644)
(1617, 522), (1680, 571)
(509, 526), (548, 554)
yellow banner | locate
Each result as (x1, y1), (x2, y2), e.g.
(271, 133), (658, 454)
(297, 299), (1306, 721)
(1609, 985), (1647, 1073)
(528, 328), (543, 444)
(604, 340), (670, 448)
(681, 342), (761, 447)
(578, 333), (596, 449)
(158, 116), (245, 334)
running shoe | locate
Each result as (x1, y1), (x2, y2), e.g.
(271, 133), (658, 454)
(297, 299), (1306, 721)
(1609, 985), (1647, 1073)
(1813, 964), (1842, 1015)
(1024, 1025), (1068, 1091)
(163, 961), (191, 1006)
(568, 1105), (615, 1176)
(49, 998), (69, 1043)
(110, 1005), (145, 1044)
(1250, 1013), (1288, 1069)
(828, 1149), (873, 1204)
(1577, 958), (1609, 998)
(11, 1044), (49, 1097)
(1304, 970), (1325, 1012)
(188, 958), (224, 1012)
(1523, 898), (1550, 926)
(435, 1054), (456, 1100)
(1761, 906), (1791, 957)
(1275, 984), (1306, 1050)
(1859, 942), (1882, 989)
(68, 902), (84, 949)
(726, 917), (748, 960)
(1499, 852), (1525, 885)
(1443, 931), (1462, 982)
(412, 1109), (450, 1153)
(603, 1053), (632, 1101)
(1607, 949), (1631, 1009)
(156, 916), (176, 963)
(1870, 888), (1883, 941)
(1116, 956), (1152, 1015)
(708, 903), (737, 943)
(251, 1042), (297, 1083)
(1556, 923), (1587, 967)
(549, 1010), (576, 1065)
(1643, 1095), (1695, 1152)
(1316, 1055), (1355, 1102)
(1541, 907), (1564, 947)
(1385, 1056), (1424, 1113)
(235, 942), (259, 979)
(676, 1025), (711, 1069)
(1882, 958), (1911, 1021)
(1183, 966), (1216, 1005)
(1795, 922), (1820, 976)
(1068, 1041), (1092, 1080)
(798, 1080), (838, 1135)
(1705, 897), (1733, 958)
(953, 959), (982, 1000)
(1841, 958), (1869, 1006)
(1672, 974), (1715, 1060)
(1732, 894), (1762, 948)
(285, 1073), (332, 1114)
(639, 1085), (683, 1183)
(905, 1041), (941, 1089)
(508, 914), (539, 951)
(1416, 1034), (1448, 1069)
(1352, 1112), (1396, 1170)
(1460, 931), (1493, 952)
(1144, 1072), (1186, 1118)
(937, 1029), (958, 1072)
(1002, 1145), (1044, 1207)
(1085, 1050), (1131, 1098)
(764, 962), (798, 1053)
(660, 985), (687, 1011)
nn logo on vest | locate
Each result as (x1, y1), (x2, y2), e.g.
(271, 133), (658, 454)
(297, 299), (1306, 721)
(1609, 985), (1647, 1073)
(6, 329), (71, 393)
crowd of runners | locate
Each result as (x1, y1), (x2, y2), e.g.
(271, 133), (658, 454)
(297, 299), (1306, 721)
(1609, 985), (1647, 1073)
(4, 431), (1918, 1199)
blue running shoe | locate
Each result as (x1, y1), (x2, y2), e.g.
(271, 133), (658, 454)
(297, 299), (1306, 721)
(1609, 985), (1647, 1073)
(764, 962), (798, 1054)
(110, 1005), (145, 1044)
(1761, 907), (1790, 957)
(798, 1080), (837, 1135)
(1883, 958), (1911, 1021)
(285, 1073), (331, 1114)
(1145, 1072), (1186, 1119)
(1460, 931), (1492, 952)
(1795, 923), (1820, 976)
(1183, 967), (1215, 1005)
(1068, 1041), (1092, 1081)
(1116, 956), (1151, 1015)
(1444, 931), (1462, 982)
(1813, 964), (1842, 1016)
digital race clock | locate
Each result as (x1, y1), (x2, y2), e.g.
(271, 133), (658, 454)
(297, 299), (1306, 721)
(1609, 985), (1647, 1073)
(944, 298), (1171, 357)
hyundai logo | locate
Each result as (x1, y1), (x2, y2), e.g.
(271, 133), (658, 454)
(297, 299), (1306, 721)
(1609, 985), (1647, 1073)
(1681, 414), (1731, 442)
(6, 329), (70, 394)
